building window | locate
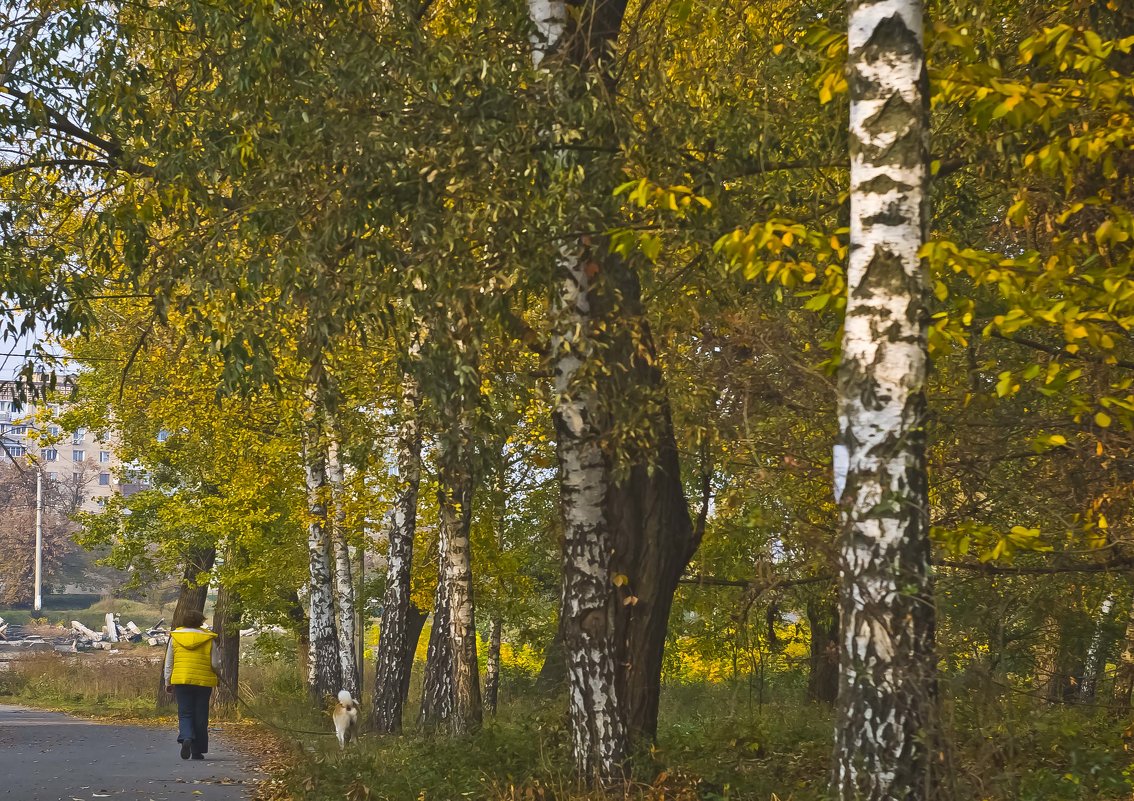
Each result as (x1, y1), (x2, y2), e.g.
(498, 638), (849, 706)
(98, 473), (111, 486)
(11, 425), (26, 436)
(48, 425), (59, 436)
(7, 445), (25, 457)
(95, 496), (107, 508)
(44, 448), (58, 462)
(72, 472), (80, 482)
(73, 450), (85, 462)
(99, 451), (111, 463)
(46, 472), (57, 482)
(72, 428), (85, 444)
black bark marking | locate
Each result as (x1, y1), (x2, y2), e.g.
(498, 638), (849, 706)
(862, 13), (921, 58)
(857, 174), (913, 195)
(851, 247), (910, 300)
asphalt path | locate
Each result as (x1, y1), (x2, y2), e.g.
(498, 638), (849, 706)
(0, 704), (257, 801)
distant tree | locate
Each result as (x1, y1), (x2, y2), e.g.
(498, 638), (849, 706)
(0, 462), (74, 605)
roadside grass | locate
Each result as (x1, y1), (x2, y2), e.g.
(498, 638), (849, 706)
(5, 635), (1134, 801)
(0, 597), (174, 629)
(284, 684), (833, 801)
(0, 652), (168, 720)
(0, 648), (301, 723)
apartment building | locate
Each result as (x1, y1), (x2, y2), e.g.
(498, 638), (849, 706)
(0, 374), (127, 514)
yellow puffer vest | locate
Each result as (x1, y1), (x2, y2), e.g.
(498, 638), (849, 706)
(170, 628), (218, 687)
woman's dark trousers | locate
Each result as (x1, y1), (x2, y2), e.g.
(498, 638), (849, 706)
(173, 684), (212, 754)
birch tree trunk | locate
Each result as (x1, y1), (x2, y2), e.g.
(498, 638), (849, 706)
(552, 244), (626, 779)
(527, 0), (628, 778)
(1113, 594), (1134, 708)
(834, 1), (935, 798)
(372, 370), (423, 734)
(303, 396), (341, 702)
(439, 435), (482, 735)
(485, 617), (503, 715)
(327, 427), (359, 698)
(1080, 593), (1115, 703)
(420, 543), (454, 729)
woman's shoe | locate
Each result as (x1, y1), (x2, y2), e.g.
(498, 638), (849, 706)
(190, 753), (205, 760)
(180, 739), (192, 760)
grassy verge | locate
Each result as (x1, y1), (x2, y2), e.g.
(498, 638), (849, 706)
(1, 598), (175, 629)
(5, 642), (1133, 801)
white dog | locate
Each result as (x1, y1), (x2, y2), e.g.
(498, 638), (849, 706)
(332, 689), (359, 749)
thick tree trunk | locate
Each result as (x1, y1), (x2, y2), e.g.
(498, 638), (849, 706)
(213, 582), (242, 707)
(303, 397), (341, 703)
(834, 2), (935, 799)
(527, 0), (688, 776)
(171, 546), (217, 628)
(157, 545), (216, 708)
(807, 598), (840, 705)
(1032, 614), (1060, 703)
(535, 619), (568, 691)
(1080, 594), (1115, 702)
(372, 371), (423, 734)
(605, 260), (697, 744)
(1113, 594), (1134, 709)
(551, 245), (626, 780)
(485, 617), (503, 715)
(420, 549), (454, 728)
(404, 603), (428, 701)
(327, 429), (359, 698)
(439, 439), (482, 735)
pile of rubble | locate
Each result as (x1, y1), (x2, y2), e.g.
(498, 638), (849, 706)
(0, 613), (169, 654)
(69, 613), (170, 651)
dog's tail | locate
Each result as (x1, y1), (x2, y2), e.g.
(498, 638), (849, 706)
(337, 689), (354, 705)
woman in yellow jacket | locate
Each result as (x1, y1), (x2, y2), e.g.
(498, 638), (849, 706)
(163, 610), (220, 760)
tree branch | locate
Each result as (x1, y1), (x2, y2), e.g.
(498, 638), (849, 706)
(990, 330), (1134, 372)
(683, 554), (1134, 590)
(0, 158), (115, 179)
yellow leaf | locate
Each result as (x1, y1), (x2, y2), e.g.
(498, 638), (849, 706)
(1098, 514), (1109, 530)
(612, 573), (628, 587)
(1095, 411), (1112, 428)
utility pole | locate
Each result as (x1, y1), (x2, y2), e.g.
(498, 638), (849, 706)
(33, 468), (43, 612)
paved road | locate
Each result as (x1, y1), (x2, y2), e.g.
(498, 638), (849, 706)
(0, 705), (258, 801)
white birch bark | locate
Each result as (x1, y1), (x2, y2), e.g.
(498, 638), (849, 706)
(551, 246), (626, 779)
(303, 397), (340, 701)
(525, 0), (627, 773)
(1080, 593), (1114, 702)
(527, 0), (568, 66)
(834, 1), (935, 798)
(420, 527), (454, 728)
(438, 429), (482, 735)
(327, 429), (359, 698)
(485, 617), (502, 715)
(372, 370), (423, 734)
